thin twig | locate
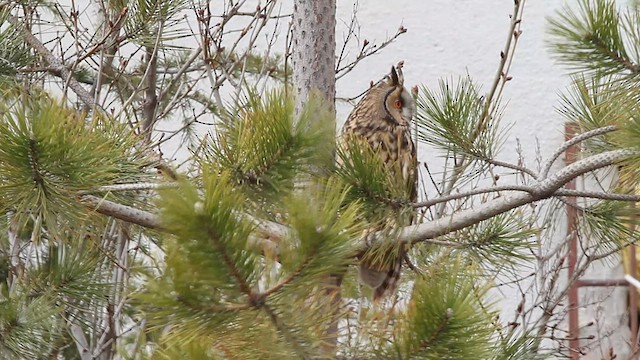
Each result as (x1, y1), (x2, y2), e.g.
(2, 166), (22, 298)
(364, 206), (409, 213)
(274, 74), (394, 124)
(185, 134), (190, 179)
(484, 158), (538, 178)
(412, 185), (533, 209)
(335, 25), (407, 80)
(434, 1), (525, 218)
(474, 0), (525, 140)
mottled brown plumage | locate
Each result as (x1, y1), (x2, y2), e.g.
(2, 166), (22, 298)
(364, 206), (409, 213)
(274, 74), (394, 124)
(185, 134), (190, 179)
(340, 62), (417, 301)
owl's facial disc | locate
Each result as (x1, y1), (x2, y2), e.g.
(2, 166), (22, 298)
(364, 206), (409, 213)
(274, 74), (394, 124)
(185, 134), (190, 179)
(384, 86), (415, 127)
(400, 91), (416, 124)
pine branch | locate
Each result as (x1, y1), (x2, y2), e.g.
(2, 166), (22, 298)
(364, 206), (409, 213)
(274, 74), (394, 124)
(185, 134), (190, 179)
(587, 33), (639, 72)
(539, 125), (618, 179)
(548, 0), (638, 75)
(79, 182), (179, 193)
(395, 149), (636, 245)
(260, 256), (313, 298)
(80, 194), (285, 251)
(81, 148), (637, 253)
(8, 11), (186, 191)
(207, 227), (254, 298)
(261, 303), (313, 360)
(79, 195), (162, 229)
(415, 309), (453, 354)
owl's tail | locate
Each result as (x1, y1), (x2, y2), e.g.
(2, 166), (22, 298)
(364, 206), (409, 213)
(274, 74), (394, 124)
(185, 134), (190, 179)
(359, 255), (403, 302)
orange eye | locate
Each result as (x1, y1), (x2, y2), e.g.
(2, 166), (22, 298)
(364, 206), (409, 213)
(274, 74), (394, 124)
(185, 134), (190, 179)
(393, 99), (402, 109)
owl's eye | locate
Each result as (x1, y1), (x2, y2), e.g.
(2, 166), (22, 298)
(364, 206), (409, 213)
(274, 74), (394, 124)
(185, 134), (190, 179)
(393, 99), (402, 109)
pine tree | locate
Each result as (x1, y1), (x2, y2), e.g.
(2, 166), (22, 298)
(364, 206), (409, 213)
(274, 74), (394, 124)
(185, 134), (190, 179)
(0, 0), (640, 358)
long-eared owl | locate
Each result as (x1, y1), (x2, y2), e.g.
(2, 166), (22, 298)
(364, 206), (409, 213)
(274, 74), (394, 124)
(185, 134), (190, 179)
(339, 62), (417, 301)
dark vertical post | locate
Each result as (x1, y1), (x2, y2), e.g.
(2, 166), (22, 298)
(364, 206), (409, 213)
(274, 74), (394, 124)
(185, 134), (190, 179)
(565, 123), (580, 359)
(629, 206), (638, 348)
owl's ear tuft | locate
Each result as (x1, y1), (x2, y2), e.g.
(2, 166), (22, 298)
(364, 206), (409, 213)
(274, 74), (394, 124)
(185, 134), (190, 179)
(390, 66), (399, 86)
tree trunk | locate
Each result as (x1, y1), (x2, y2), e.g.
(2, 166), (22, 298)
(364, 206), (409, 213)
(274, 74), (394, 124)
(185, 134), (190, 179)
(292, 0), (336, 119)
(292, 1), (339, 356)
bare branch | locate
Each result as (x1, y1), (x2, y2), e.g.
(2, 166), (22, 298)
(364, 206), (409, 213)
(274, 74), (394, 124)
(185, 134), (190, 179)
(81, 146), (637, 256)
(539, 125), (618, 179)
(68, 321), (92, 360)
(413, 181), (640, 211)
(80, 195), (162, 229)
(80, 182), (179, 193)
(397, 149), (636, 244)
(412, 184), (534, 209)
(142, 41), (160, 139)
(483, 158), (538, 178)
(335, 25), (407, 81)
(8, 14), (104, 114)
(554, 188), (640, 201)
(475, 0), (525, 140)
(80, 194), (286, 253)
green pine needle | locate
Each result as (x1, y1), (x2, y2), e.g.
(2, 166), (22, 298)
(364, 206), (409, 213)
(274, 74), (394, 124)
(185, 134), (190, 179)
(205, 88), (334, 202)
(416, 77), (501, 162)
(0, 294), (62, 359)
(491, 330), (548, 360)
(25, 238), (111, 313)
(446, 210), (538, 267)
(548, 0), (638, 74)
(120, 0), (190, 47)
(277, 179), (363, 288)
(578, 200), (638, 260)
(157, 172), (258, 295)
(557, 73), (628, 135)
(0, 9), (33, 80)
(141, 173), (260, 343)
(395, 257), (496, 359)
(0, 97), (147, 228)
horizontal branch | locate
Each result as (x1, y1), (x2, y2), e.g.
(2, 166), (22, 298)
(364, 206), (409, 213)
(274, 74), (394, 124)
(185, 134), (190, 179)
(79, 195), (286, 250)
(79, 182), (179, 194)
(401, 192), (535, 244)
(554, 189), (640, 201)
(413, 176), (640, 210)
(80, 147), (637, 250)
(397, 149), (636, 244)
(80, 195), (162, 229)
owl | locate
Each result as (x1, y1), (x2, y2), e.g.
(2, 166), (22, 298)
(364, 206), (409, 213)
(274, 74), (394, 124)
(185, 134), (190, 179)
(339, 62), (417, 301)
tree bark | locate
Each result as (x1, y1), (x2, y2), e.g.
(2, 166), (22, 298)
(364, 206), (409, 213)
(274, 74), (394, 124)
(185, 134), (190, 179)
(292, 0), (336, 119)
